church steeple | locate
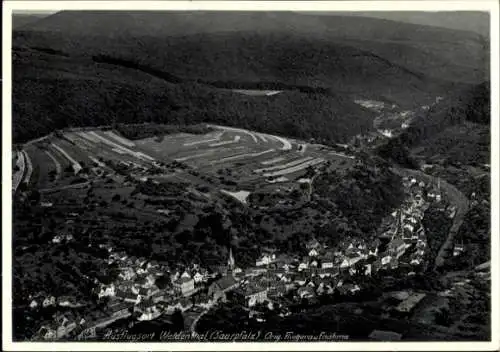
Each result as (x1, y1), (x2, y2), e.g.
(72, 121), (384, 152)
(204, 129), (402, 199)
(228, 247), (235, 270)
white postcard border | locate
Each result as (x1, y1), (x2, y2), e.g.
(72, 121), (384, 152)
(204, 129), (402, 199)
(2, 1), (499, 351)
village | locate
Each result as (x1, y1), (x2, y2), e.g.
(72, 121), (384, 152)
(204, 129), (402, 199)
(28, 171), (461, 341)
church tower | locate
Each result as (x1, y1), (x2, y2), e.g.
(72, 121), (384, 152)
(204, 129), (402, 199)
(228, 247), (235, 270)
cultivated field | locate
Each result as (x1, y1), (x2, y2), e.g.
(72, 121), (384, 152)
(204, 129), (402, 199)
(15, 125), (355, 200)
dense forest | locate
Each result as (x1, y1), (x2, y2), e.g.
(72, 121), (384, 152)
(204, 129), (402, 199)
(376, 81), (490, 167)
(13, 47), (375, 145)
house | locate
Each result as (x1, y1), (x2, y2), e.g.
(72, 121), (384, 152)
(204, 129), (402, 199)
(308, 248), (319, 257)
(151, 291), (165, 304)
(193, 272), (205, 283)
(208, 275), (238, 302)
(138, 306), (161, 321)
(145, 274), (156, 288)
(280, 273), (294, 283)
(338, 283), (360, 295)
(180, 271), (191, 279)
(294, 274), (308, 286)
(297, 286), (316, 299)
(173, 277), (195, 297)
(318, 267), (338, 278)
(453, 243), (465, 257)
(57, 296), (78, 307)
(108, 301), (132, 318)
(116, 290), (140, 304)
(55, 315), (78, 339)
(268, 283), (287, 298)
(98, 283), (116, 298)
(320, 253), (336, 269)
(395, 293), (426, 314)
(30, 299), (39, 309)
(316, 282), (326, 295)
(310, 259), (318, 268)
(298, 257), (309, 271)
(364, 264), (372, 276)
(137, 257), (148, 267)
(340, 253), (362, 268)
(368, 330), (402, 341)
(171, 271), (180, 282)
(256, 253), (276, 267)
(388, 238), (406, 259)
(306, 238), (321, 250)
(119, 267), (136, 281)
(234, 285), (268, 307)
(36, 325), (58, 340)
(42, 296), (56, 308)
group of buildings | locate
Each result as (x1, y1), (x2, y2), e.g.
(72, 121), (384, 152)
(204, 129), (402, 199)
(31, 174), (444, 341)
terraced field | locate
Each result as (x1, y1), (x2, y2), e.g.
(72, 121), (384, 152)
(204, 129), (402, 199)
(15, 125), (355, 199)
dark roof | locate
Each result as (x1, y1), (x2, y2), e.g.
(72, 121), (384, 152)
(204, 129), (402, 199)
(116, 290), (137, 300)
(212, 275), (237, 291)
(237, 284), (267, 297)
(389, 238), (405, 250)
(108, 302), (131, 313)
(175, 277), (193, 284)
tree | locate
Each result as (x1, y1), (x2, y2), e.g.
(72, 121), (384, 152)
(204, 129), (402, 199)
(112, 194), (121, 202)
(171, 309), (184, 332)
(155, 275), (171, 290)
(435, 307), (452, 326)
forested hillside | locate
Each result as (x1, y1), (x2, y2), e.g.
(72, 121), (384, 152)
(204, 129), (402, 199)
(376, 81), (490, 167)
(13, 47), (375, 144)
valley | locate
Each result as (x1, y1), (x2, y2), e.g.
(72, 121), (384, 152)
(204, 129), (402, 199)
(9, 9), (491, 345)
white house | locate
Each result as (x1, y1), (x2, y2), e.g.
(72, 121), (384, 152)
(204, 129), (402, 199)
(256, 254), (276, 267)
(308, 248), (319, 257)
(193, 272), (205, 283)
(298, 258), (309, 271)
(98, 283), (116, 298)
(381, 255), (392, 266)
(340, 255), (362, 268)
(42, 296), (56, 307)
(364, 264), (372, 276)
(181, 271), (191, 279)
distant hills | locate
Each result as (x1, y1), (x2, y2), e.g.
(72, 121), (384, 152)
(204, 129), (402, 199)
(12, 11), (490, 144)
(12, 13), (50, 29)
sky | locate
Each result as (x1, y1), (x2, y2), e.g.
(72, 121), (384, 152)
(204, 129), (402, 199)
(13, 10), (489, 36)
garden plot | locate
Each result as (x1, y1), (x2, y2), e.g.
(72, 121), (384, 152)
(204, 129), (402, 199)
(209, 135), (241, 147)
(86, 131), (156, 162)
(257, 132), (293, 151)
(262, 158), (326, 178)
(27, 147), (59, 188)
(186, 146), (249, 167)
(12, 151), (25, 192)
(22, 150), (33, 185)
(45, 151), (62, 179)
(254, 156), (315, 174)
(103, 131), (136, 147)
(261, 156), (290, 166)
(210, 148), (276, 164)
(134, 133), (218, 158)
(51, 143), (83, 174)
(208, 125), (259, 143)
(182, 131), (225, 146)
